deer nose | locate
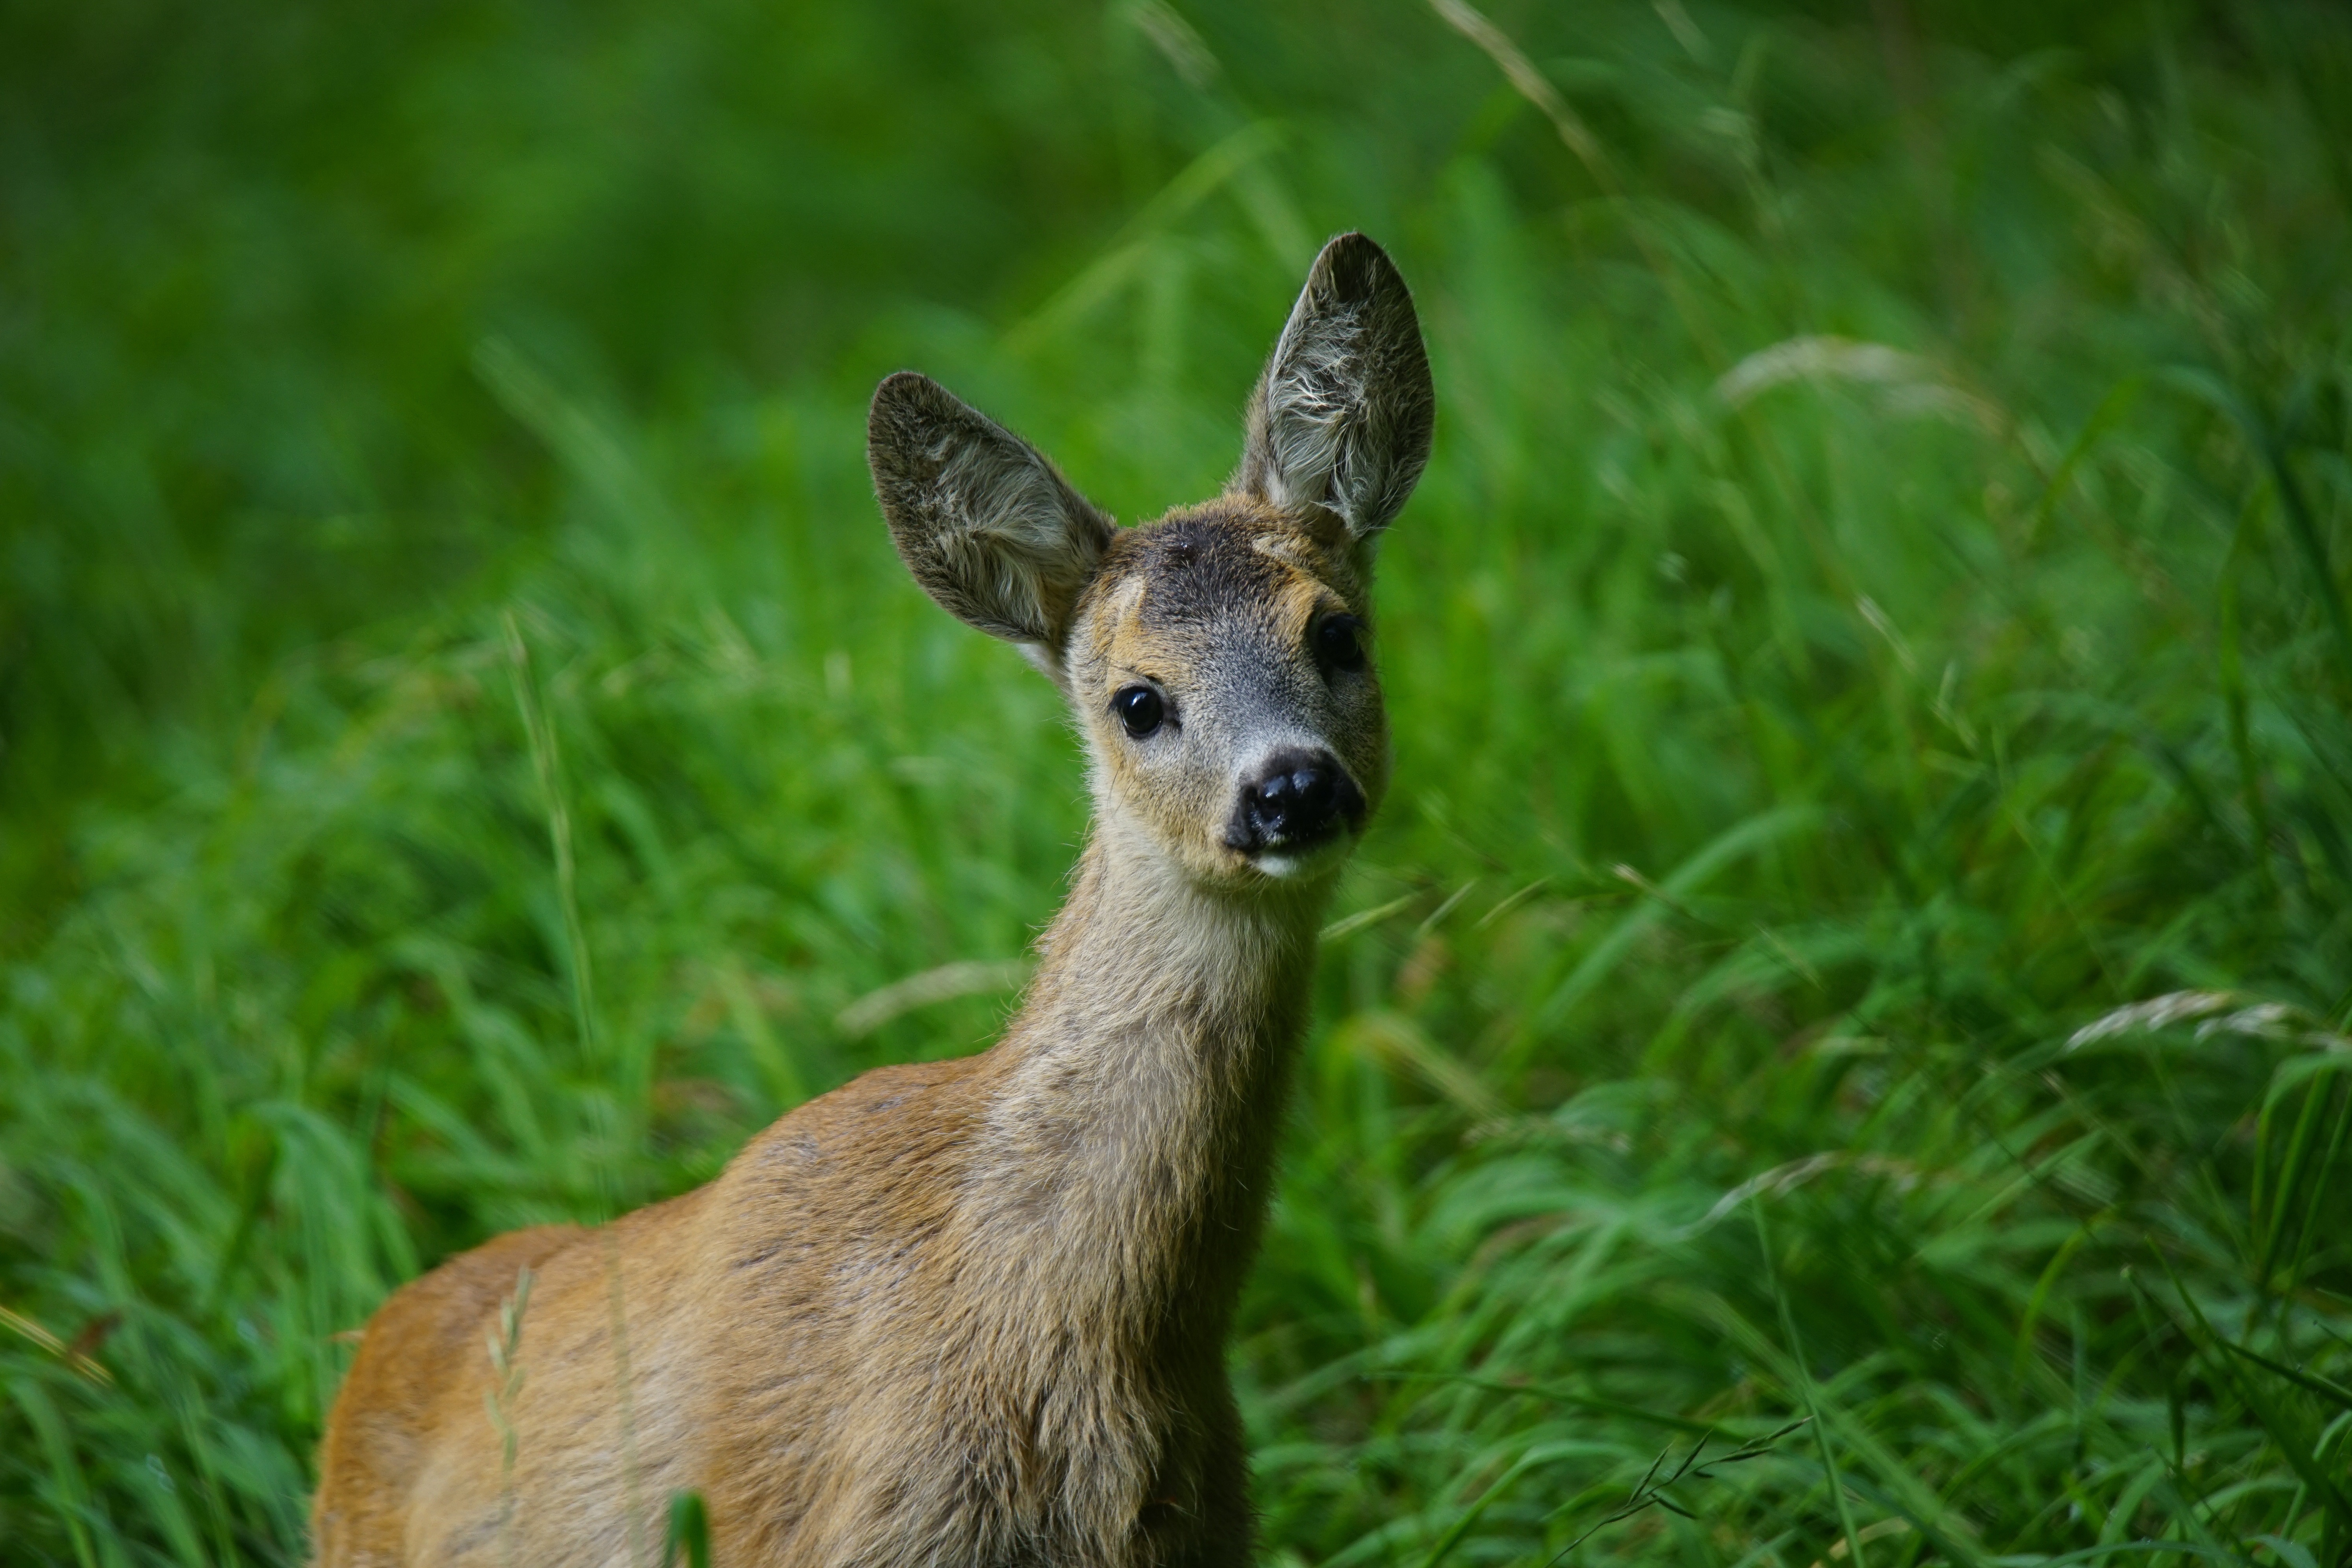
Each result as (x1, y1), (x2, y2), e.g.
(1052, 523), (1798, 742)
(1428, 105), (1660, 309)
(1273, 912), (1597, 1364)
(1230, 748), (1364, 853)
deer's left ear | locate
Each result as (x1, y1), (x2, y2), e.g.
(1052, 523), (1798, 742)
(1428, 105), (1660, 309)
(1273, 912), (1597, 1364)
(1236, 232), (1435, 541)
(869, 371), (1115, 652)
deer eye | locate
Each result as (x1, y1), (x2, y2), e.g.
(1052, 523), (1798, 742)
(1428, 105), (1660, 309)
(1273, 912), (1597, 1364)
(1314, 614), (1367, 674)
(1113, 684), (1165, 738)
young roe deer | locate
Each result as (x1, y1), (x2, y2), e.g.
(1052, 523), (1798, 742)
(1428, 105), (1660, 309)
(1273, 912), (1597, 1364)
(310, 231), (1435, 1568)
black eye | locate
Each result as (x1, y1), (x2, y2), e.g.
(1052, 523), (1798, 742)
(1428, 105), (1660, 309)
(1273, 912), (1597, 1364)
(1315, 613), (1367, 673)
(1113, 684), (1165, 738)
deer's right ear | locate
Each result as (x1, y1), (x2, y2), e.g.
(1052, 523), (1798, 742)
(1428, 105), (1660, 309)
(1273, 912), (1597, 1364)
(868, 371), (1115, 652)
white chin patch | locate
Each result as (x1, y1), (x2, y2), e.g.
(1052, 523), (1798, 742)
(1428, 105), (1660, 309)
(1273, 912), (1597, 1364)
(1251, 836), (1350, 880)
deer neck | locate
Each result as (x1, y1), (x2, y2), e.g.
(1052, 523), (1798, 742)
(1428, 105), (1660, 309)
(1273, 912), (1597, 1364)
(964, 817), (1331, 1342)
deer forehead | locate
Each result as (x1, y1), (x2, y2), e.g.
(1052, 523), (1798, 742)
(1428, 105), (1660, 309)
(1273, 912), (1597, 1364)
(1084, 513), (1355, 682)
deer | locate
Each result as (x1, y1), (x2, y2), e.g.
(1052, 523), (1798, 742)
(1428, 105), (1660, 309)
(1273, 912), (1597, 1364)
(310, 231), (1435, 1568)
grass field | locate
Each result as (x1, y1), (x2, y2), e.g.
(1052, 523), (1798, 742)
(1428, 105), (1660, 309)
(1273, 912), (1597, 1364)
(5, 0), (2352, 1563)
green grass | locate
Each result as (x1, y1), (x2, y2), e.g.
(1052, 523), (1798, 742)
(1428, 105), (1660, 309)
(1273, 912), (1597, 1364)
(5, 0), (2352, 1563)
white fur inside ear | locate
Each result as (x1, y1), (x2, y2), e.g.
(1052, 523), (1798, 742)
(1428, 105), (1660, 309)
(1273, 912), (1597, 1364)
(1259, 303), (1368, 520)
(926, 436), (1101, 639)
(1236, 237), (1433, 541)
(872, 372), (1114, 646)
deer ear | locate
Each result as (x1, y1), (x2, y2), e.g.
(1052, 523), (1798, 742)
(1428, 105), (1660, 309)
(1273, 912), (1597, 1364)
(1237, 232), (1435, 541)
(869, 372), (1115, 650)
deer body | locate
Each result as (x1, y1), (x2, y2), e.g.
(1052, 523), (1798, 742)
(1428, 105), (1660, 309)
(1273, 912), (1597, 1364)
(312, 235), (1434, 1568)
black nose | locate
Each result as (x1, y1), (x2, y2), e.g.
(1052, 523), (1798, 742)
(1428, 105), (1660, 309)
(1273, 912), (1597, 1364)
(1229, 749), (1365, 852)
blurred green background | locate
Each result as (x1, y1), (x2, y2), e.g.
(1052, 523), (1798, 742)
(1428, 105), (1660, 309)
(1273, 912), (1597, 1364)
(5, 0), (2352, 1563)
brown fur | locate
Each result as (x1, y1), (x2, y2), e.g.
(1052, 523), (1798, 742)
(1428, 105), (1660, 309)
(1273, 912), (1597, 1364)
(310, 234), (1434, 1568)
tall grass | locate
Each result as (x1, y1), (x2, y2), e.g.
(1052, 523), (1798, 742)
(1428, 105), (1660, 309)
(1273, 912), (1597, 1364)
(4, 0), (2350, 1564)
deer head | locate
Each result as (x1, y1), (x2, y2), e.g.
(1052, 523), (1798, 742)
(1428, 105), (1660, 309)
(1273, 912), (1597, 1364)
(869, 232), (1434, 889)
